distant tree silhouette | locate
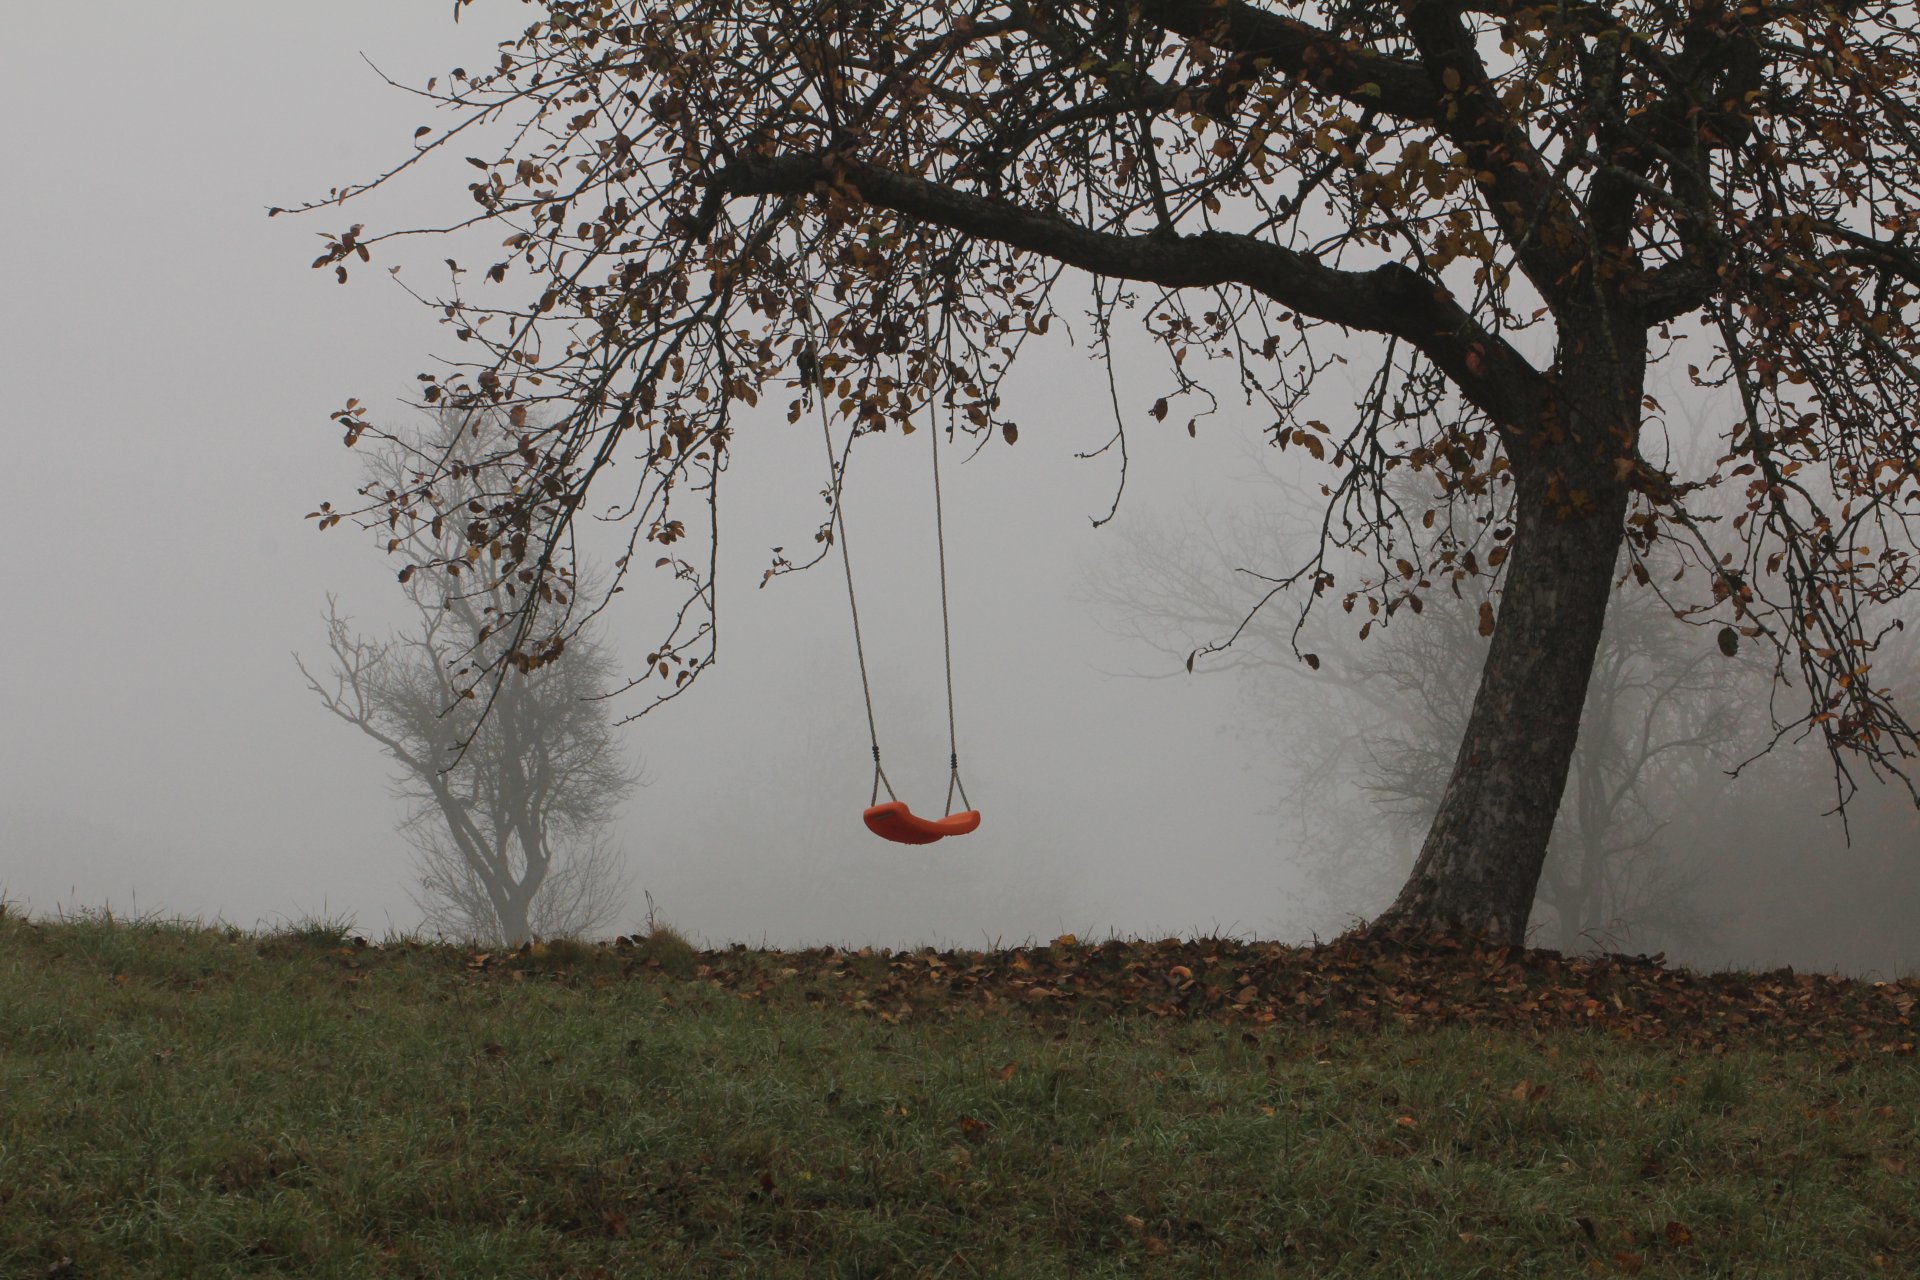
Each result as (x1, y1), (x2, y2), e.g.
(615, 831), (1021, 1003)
(299, 413), (636, 945)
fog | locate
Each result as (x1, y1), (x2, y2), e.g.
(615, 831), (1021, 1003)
(3, 3), (1913, 972)
(0, 1), (1284, 950)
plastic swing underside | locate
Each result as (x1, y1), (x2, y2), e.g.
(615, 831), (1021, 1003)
(862, 801), (982, 845)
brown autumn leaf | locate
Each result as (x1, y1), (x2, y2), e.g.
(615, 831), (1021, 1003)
(1664, 1221), (1694, 1247)
(989, 1061), (1018, 1081)
(1612, 1250), (1645, 1274)
(1478, 600), (1497, 637)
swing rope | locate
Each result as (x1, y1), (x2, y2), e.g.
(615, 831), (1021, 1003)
(928, 387), (971, 816)
(816, 389), (897, 808)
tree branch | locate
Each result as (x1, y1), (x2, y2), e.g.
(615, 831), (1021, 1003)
(711, 151), (1550, 429)
(1133, 0), (1437, 124)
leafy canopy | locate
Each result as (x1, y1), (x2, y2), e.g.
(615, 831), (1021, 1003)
(289, 0), (1920, 793)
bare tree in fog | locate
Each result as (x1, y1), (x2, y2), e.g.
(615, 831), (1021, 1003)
(1665, 627), (1920, 975)
(1089, 495), (1750, 953)
(298, 413), (637, 945)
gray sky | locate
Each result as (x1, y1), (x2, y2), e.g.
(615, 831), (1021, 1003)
(0, 1), (1297, 946)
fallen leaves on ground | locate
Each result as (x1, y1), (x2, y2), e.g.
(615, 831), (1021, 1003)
(461, 931), (1918, 1053)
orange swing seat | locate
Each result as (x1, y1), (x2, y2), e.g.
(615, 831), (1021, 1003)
(863, 801), (982, 845)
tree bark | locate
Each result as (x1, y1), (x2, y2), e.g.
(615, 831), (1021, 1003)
(1373, 348), (1639, 946)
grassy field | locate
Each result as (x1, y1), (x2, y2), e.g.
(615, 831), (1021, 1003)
(2, 909), (1916, 1278)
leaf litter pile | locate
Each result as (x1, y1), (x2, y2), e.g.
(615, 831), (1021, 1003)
(539, 930), (1918, 1054)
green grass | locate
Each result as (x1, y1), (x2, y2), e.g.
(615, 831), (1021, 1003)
(1, 911), (1915, 1278)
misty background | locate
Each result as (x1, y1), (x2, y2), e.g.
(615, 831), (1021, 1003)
(3, 2), (1914, 973)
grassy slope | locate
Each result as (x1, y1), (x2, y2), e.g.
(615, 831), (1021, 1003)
(1, 912), (1916, 1279)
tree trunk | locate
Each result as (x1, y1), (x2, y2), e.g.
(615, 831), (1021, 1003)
(496, 890), (534, 948)
(1373, 349), (1640, 946)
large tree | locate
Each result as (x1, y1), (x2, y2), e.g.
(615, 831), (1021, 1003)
(1088, 501), (1744, 952)
(291, 0), (1920, 943)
